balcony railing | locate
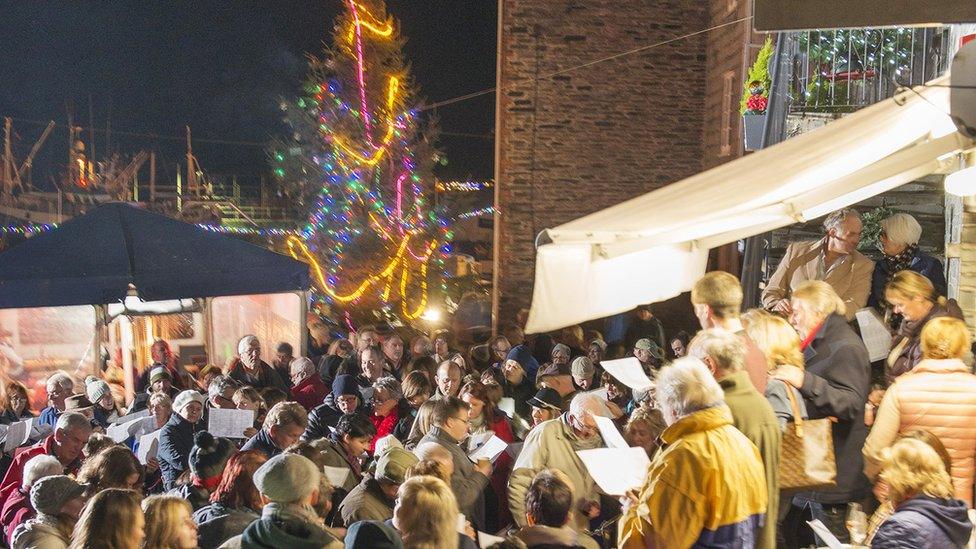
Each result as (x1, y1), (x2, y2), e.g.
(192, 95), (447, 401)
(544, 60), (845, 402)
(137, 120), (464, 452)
(787, 27), (952, 114)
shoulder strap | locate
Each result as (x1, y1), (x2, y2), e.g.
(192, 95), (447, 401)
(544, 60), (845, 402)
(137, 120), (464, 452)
(784, 384), (804, 437)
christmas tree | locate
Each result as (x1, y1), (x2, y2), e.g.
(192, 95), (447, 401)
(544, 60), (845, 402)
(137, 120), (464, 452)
(272, 0), (452, 321)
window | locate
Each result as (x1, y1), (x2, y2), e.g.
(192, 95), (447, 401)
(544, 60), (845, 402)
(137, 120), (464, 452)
(720, 70), (736, 157)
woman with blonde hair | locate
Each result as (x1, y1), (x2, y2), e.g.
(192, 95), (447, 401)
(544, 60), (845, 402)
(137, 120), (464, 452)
(884, 270), (963, 383)
(871, 438), (972, 548)
(745, 313), (808, 428)
(623, 406), (667, 458)
(863, 316), (976, 507)
(142, 495), (198, 549)
(393, 475), (460, 549)
(68, 488), (144, 549)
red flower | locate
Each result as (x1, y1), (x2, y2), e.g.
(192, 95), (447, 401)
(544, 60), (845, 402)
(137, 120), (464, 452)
(746, 95), (768, 113)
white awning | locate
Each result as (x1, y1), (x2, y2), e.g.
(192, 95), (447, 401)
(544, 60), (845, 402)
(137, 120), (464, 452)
(525, 76), (976, 334)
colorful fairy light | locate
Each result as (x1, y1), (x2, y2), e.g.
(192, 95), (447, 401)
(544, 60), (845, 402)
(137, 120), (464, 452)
(271, 0), (454, 318)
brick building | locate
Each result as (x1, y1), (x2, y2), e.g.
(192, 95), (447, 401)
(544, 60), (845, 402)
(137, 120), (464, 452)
(493, 0), (764, 327)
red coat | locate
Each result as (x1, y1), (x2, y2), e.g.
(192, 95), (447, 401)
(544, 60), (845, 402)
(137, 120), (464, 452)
(291, 374), (329, 411)
(485, 411), (515, 529)
(1, 487), (31, 546)
(0, 436), (81, 504)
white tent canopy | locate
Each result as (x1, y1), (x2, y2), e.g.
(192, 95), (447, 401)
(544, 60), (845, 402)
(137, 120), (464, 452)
(525, 76), (976, 334)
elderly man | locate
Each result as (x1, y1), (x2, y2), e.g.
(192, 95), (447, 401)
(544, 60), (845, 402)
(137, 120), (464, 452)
(350, 345), (388, 391)
(37, 373), (74, 427)
(762, 208), (874, 320)
(290, 357), (328, 411)
(689, 330), (781, 549)
(419, 397), (492, 529)
(774, 280), (871, 545)
(206, 374), (239, 410)
(227, 335), (289, 392)
(571, 356), (600, 391)
(0, 412), (91, 503)
(431, 359), (463, 401)
(691, 271), (770, 392)
(241, 401), (309, 459)
(619, 358), (767, 548)
(509, 392), (609, 532)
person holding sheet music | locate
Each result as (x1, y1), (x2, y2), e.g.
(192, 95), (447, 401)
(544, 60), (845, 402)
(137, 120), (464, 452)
(459, 379), (515, 532)
(312, 413), (376, 526)
(509, 392), (608, 533)
(158, 390), (205, 490)
(0, 381), (35, 425)
(0, 412), (90, 504)
(303, 374), (365, 443)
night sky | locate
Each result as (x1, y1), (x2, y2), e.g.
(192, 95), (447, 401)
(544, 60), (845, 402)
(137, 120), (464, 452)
(0, 1), (497, 190)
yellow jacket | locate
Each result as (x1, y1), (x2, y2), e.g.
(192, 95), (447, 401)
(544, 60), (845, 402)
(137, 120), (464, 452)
(619, 405), (767, 548)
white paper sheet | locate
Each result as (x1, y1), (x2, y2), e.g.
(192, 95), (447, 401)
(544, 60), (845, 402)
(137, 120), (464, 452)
(467, 431), (493, 451)
(467, 435), (509, 463)
(498, 397), (516, 417)
(855, 308), (892, 362)
(601, 358), (654, 391)
(207, 408), (255, 439)
(806, 519), (844, 549)
(110, 408), (150, 425)
(457, 514), (467, 534)
(136, 431), (160, 464)
(576, 447), (650, 496)
(106, 415), (157, 443)
(594, 415), (628, 449)
(3, 420), (30, 452)
(28, 420), (51, 442)
(322, 465), (352, 488)
(478, 531), (507, 546)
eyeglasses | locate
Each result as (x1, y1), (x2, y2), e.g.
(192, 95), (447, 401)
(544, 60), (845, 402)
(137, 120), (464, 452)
(450, 415), (471, 426)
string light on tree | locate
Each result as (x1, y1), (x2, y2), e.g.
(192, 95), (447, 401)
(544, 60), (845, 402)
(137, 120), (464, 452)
(271, 0), (453, 320)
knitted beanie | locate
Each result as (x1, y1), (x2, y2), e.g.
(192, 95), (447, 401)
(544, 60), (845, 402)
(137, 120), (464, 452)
(252, 453), (320, 503)
(173, 390), (205, 414)
(149, 366), (172, 386)
(332, 374), (361, 398)
(84, 376), (111, 404)
(189, 431), (235, 480)
(30, 475), (84, 516)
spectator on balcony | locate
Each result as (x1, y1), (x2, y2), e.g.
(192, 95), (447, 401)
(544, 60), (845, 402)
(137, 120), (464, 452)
(869, 213), (947, 317)
(762, 208), (874, 321)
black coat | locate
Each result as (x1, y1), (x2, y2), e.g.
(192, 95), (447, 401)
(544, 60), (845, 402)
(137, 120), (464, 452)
(796, 313), (871, 504)
(302, 393), (367, 442)
(240, 428), (281, 459)
(158, 413), (198, 490)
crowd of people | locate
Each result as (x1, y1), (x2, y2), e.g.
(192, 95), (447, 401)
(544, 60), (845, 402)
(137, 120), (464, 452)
(0, 208), (972, 548)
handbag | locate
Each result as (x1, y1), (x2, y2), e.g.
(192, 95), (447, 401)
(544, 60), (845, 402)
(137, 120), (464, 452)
(777, 385), (837, 491)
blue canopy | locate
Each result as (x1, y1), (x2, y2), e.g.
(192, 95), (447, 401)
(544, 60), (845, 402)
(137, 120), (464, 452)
(0, 203), (310, 308)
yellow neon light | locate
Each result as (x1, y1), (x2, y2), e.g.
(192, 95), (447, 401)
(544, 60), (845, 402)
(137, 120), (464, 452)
(346, 2), (393, 44)
(331, 75), (400, 166)
(400, 240), (437, 319)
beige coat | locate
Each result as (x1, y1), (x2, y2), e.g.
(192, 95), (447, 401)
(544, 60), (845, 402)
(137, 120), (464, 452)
(762, 239), (874, 320)
(863, 358), (976, 506)
(508, 415), (600, 532)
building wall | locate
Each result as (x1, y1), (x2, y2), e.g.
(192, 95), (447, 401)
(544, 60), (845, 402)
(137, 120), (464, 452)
(494, 0), (717, 324)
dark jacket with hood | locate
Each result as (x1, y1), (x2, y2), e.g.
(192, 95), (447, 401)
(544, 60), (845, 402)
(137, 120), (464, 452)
(240, 428), (281, 459)
(872, 495), (972, 549)
(194, 502), (259, 549)
(795, 313), (871, 505)
(303, 393), (368, 442)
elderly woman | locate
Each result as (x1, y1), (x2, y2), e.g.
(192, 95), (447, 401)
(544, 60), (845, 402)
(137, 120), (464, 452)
(368, 376), (411, 452)
(871, 438), (973, 548)
(774, 280), (871, 546)
(883, 270), (962, 383)
(863, 317), (976, 507)
(870, 213), (947, 314)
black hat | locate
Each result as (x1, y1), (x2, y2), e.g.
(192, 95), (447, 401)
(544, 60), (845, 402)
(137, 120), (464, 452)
(526, 387), (562, 411)
(189, 431), (235, 480)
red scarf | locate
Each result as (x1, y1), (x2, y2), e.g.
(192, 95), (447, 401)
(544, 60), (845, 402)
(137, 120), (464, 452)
(193, 474), (222, 492)
(800, 320), (825, 350)
(369, 407), (400, 453)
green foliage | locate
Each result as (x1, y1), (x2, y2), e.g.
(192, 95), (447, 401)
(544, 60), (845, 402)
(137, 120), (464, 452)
(858, 205), (895, 253)
(740, 36), (774, 115)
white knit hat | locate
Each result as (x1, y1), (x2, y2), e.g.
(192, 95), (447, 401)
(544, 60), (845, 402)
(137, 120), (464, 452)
(84, 376), (111, 404)
(172, 390), (205, 414)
